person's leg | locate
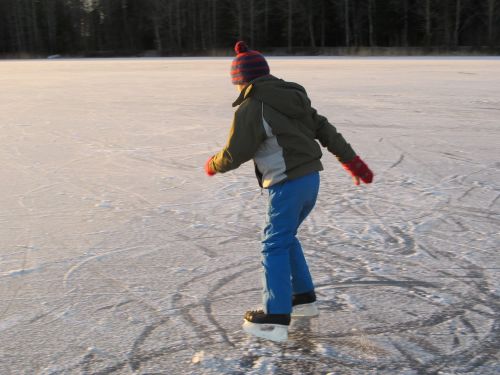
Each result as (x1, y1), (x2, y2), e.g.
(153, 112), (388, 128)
(289, 172), (319, 295)
(244, 173), (320, 341)
(261, 185), (297, 314)
(261, 172), (319, 314)
(289, 239), (314, 295)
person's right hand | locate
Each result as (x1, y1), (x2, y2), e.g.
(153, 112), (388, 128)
(204, 157), (216, 176)
(342, 156), (373, 185)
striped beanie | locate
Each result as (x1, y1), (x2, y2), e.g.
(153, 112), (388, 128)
(231, 41), (270, 85)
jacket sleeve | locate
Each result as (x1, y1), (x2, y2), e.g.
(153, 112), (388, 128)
(211, 100), (266, 173)
(311, 107), (356, 163)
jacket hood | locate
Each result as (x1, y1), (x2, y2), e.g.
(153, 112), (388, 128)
(232, 75), (311, 119)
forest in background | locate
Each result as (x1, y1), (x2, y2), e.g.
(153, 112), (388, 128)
(0, 0), (499, 58)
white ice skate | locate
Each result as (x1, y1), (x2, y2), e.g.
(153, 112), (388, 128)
(291, 291), (319, 317)
(242, 310), (290, 342)
(291, 301), (319, 317)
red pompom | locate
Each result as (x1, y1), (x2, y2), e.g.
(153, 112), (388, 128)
(234, 41), (248, 54)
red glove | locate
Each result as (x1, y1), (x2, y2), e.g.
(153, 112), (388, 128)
(204, 157), (216, 176)
(342, 156), (373, 185)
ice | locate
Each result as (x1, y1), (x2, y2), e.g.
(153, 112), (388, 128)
(0, 57), (499, 374)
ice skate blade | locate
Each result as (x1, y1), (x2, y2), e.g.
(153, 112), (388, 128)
(291, 302), (319, 317)
(242, 321), (288, 342)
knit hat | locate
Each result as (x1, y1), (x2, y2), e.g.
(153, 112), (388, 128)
(231, 41), (270, 85)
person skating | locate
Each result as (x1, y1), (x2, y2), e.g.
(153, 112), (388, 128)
(204, 41), (374, 342)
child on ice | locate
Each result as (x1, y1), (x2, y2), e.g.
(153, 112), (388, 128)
(204, 41), (374, 342)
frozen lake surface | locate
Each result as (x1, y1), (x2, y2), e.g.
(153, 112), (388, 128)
(0, 57), (499, 374)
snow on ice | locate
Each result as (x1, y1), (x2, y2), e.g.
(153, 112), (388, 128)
(0, 57), (499, 374)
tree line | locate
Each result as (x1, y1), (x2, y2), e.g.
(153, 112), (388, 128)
(0, 0), (498, 57)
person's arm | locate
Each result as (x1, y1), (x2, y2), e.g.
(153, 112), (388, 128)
(205, 100), (266, 175)
(311, 107), (373, 185)
(311, 107), (356, 163)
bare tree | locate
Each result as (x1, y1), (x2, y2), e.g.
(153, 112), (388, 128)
(150, 0), (164, 54)
(287, 0), (293, 52)
(120, 0), (133, 49)
(13, 0), (27, 53)
(211, 0), (217, 48)
(454, 0), (462, 47)
(45, 0), (58, 53)
(320, 0), (326, 47)
(235, 0), (244, 40)
(368, 0), (376, 46)
(402, 0), (409, 47)
(425, 0), (432, 47)
(345, 0), (351, 47)
(307, 0), (316, 48)
(486, 0), (497, 46)
(264, 0), (269, 43)
(148, 0), (174, 56)
(30, 0), (41, 52)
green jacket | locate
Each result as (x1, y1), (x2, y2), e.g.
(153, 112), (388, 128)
(210, 75), (356, 188)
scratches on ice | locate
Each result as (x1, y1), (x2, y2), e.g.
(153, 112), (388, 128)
(1, 58), (499, 374)
(389, 153), (405, 169)
(63, 245), (144, 288)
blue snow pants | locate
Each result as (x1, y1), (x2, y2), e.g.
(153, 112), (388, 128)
(261, 172), (320, 314)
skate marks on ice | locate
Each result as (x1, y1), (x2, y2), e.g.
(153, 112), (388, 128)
(190, 277), (498, 375)
(291, 144), (499, 373)
(190, 147), (499, 373)
(8, 152), (500, 372)
(142, 157), (498, 374)
(44, 180), (267, 373)
(1, 59), (500, 374)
